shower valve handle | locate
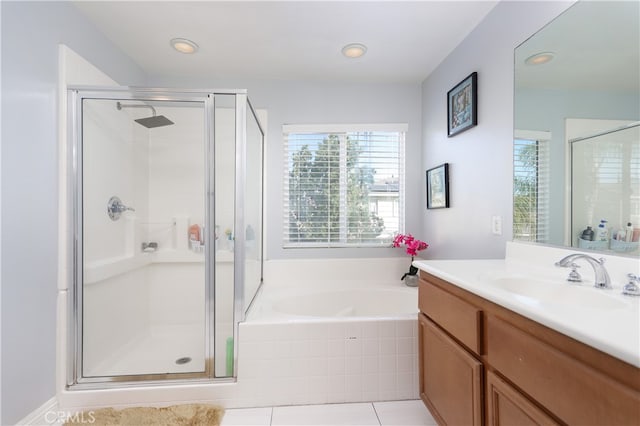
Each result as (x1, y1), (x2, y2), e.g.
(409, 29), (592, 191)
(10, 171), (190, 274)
(107, 196), (135, 221)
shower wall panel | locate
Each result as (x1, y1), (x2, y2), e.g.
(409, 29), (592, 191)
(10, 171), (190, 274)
(148, 106), (205, 252)
(82, 99), (149, 264)
(148, 263), (205, 326)
(83, 267), (151, 376)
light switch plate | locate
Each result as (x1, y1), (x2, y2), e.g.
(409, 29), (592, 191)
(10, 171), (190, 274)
(492, 215), (503, 235)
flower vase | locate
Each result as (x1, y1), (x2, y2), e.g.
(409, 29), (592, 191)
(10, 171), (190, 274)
(401, 262), (419, 287)
(403, 274), (419, 287)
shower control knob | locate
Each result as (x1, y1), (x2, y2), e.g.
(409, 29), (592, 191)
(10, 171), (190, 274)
(107, 196), (135, 221)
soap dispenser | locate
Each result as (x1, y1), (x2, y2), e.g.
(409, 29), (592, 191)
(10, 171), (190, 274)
(596, 219), (609, 241)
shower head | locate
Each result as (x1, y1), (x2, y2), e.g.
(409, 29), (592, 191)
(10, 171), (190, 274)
(134, 115), (174, 128)
(116, 101), (174, 128)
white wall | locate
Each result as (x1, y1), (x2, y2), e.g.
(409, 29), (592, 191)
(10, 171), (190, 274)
(0, 2), (146, 423)
(147, 77), (424, 261)
(420, 1), (574, 259)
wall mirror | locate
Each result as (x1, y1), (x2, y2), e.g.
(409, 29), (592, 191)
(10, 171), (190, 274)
(513, 0), (639, 256)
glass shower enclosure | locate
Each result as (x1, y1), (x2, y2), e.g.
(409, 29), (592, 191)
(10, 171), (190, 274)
(571, 121), (639, 253)
(66, 88), (263, 386)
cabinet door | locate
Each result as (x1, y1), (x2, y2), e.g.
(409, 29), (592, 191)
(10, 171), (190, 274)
(419, 314), (483, 426)
(486, 370), (559, 426)
(487, 315), (640, 425)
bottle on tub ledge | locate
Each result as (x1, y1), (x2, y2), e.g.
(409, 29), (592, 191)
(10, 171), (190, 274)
(579, 226), (595, 241)
(625, 222), (634, 242)
(610, 221), (640, 253)
(188, 223), (204, 253)
(224, 228), (234, 252)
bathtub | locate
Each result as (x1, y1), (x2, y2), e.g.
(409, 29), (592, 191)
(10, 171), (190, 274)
(238, 279), (420, 406)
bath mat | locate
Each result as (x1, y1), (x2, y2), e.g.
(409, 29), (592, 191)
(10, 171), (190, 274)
(64, 403), (225, 426)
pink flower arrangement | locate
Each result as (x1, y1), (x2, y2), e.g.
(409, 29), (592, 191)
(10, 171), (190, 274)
(393, 233), (428, 257)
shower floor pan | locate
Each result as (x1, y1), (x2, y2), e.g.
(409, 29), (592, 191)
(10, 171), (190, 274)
(82, 324), (205, 378)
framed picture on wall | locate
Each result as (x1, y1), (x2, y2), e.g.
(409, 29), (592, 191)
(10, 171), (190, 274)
(447, 72), (477, 137)
(426, 163), (449, 209)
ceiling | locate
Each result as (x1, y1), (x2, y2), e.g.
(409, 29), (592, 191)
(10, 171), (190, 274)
(73, 1), (498, 84)
(514, 0), (640, 92)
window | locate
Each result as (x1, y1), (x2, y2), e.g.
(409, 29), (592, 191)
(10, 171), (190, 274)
(513, 131), (550, 242)
(283, 124), (406, 248)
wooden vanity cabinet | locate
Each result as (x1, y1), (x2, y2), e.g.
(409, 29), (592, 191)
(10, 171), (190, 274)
(418, 275), (483, 426)
(418, 271), (640, 426)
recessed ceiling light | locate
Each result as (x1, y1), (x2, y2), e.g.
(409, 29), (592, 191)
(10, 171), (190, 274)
(525, 51), (555, 66)
(342, 43), (367, 59)
(170, 38), (199, 54)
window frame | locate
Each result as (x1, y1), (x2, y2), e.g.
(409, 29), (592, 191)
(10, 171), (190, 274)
(283, 123), (407, 248)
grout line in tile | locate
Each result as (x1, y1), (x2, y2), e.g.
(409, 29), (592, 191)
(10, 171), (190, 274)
(269, 406), (274, 426)
(371, 402), (382, 426)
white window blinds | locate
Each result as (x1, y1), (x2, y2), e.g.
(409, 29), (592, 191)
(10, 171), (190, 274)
(513, 135), (550, 242)
(283, 124), (406, 248)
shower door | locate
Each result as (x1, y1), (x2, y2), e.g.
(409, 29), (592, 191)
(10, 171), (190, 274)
(68, 88), (263, 386)
(69, 89), (219, 384)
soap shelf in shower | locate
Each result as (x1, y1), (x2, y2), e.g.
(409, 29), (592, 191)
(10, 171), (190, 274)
(151, 249), (234, 263)
(84, 255), (152, 284)
(152, 250), (205, 263)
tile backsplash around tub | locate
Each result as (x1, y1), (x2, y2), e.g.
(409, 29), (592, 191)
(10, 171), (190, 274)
(236, 317), (419, 407)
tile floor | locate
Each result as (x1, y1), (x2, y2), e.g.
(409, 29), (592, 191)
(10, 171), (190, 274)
(221, 400), (436, 426)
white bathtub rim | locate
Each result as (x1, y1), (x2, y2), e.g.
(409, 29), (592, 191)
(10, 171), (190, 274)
(243, 312), (419, 325)
(246, 280), (418, 322)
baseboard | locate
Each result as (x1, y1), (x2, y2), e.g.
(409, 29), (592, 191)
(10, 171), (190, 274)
(17, 397), (58, 425)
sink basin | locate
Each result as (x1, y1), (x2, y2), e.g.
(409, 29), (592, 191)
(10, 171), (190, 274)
(488, 277), (630, 310)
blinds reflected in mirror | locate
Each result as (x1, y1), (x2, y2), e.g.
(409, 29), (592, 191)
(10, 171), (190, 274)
(513, 133), (550, 243)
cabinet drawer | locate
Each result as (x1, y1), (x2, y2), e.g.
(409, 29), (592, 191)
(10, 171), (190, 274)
(419, 278), (481, 354)
(487, 315), (640, 425)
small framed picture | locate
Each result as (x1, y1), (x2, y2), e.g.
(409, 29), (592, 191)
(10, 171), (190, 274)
(426, 163), (449, 209)
(447, 72), (477, 137)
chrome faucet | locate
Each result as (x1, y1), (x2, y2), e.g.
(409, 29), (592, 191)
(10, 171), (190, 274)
(622, 274), (640, 296)
(555, 254), (612, 289)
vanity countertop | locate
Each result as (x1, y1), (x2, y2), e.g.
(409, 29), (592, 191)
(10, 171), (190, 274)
(413, 242), (640, 368)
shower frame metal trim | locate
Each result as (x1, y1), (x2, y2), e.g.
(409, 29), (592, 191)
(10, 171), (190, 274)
(233, 94), (247, 378)
(243, 97), (266, 312)
(66, 87), (254, 388)
(205, 93), (216, 378)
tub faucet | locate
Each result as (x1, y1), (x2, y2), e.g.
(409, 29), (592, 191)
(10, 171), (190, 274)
(555, 254), (611, 289)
